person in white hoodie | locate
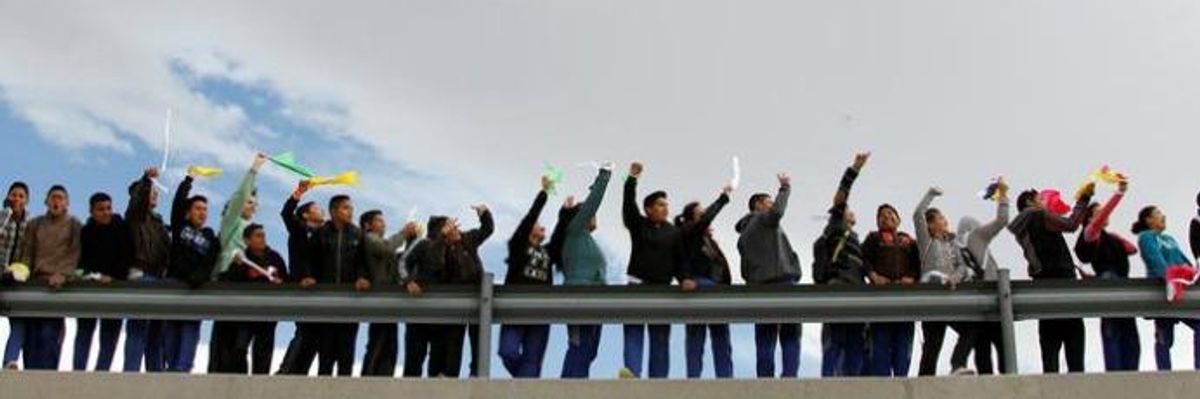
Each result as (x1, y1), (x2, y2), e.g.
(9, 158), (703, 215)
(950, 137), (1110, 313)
(950, 180), (1012, 374)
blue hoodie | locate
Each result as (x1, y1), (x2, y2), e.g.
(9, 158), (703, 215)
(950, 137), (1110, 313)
(1138, 230), (1191, 279)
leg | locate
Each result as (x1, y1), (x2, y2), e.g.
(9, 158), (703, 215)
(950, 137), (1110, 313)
(918, 321), (947, 376)
(4, 318), (26, 368)
(122, 319), (147, 372)
(94, 319), (121, 372)
(779, 323), (801, 378)
(755, 323), (779, 378)
(403, 324), (430, 377)
(949, 322), (978, 371)
(710, 324), (734, 379)
(647, 324), (670, 379)
(843, 323), (867, 377)
(176, 321), (201, 373)
(336, 323), (358, 377)
(251, 322), (276, 375)
(498, 325), (524, 377)
(315, 324), (336, 376)
(1100, 318), (1121, 371)
(1119, 318), (1142, 371)
(821, 324), (841, 377)
(870, 323), (895, 377)
(439, 324), (467, 378)
(1063, 318), (1085, 373)
(1186, 319), (1200, 370)
(893, 322), (914, 377)
(518, 325), (550, 378)
(685, 324), (707, 379)
(1039, 319), (1063, 374)
(73, 318), (98, 371)
(623, 323), (645, 377)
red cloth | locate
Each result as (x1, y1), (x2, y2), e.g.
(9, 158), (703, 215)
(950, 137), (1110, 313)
(1165, 265), (1198, 303)
(1039, 190), (1071, 216)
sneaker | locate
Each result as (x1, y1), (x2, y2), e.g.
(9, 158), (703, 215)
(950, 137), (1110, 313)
(618, 367), (636, 379)
(4, 362), (18, 371)
(951, 367), (977, 376)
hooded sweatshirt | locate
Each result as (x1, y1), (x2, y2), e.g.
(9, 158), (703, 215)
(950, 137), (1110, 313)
(1074, 192), (1137, 279)
(281, 197), (319, 281)
(214, 168), (258, 279)
(680, 193), (732, 284)
(736, 182), (802, 285)
(170, 176), (220, 286)
(0, 207), (28, 268)
(506, 190), (554, 285)
(1007, 193), (1091, 279)
(955, 197), (1011, 282)
(913, 189), (969, 284)
(562, 169), (612, 286)
(126, 173), (171, 277)
(623, 176), (684, 284)
(1138, 230), (1191, 279)
(817, 168), (867, 286)
(79, 214), (133, 280)
(20, 213), (83, 280)
(227, 246), (288, 283)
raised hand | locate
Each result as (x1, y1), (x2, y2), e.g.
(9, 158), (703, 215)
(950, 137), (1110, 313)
(471, 204), (489, 216)
(929, 187), (944, 197)
(852, 152), (871, 171)
(629, 162), (644, 178)
(145, 167), (160, 180)
(252, 152), (269, 171)
(541, 175), (553, 192)
(721, 183), (733, 196)
(777, 173), (790, 186)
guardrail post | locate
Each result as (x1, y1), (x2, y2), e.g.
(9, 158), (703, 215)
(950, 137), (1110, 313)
(475, 272), (494, 379)
(998, 269), (1018, 374)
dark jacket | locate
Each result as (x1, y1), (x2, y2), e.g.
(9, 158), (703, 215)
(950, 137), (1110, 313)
(413, 211), (494, 286)
(623, 176), (684, 285)
(818, 168), (867, 286)
(1008, 194), (1091, 280)
(736, 183), (801, 285)
(1075, 231), (1135, 279)
(681, 194), (732, 284)
(862, 231), (920, 282)
(169, 176), (221, 286)
(79, 215), (134, 280)
(306, 221), (367, 284)
(506, 191), (554, 285)
(227, 246), (288, 283)
(281, 197), (318, 281)
(125, 173), (171, 277)
(1190, 214), (1200, 262)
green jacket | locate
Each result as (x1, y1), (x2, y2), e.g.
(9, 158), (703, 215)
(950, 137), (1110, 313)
(214, 168), (258, 279)
(562, 169), (611, 286)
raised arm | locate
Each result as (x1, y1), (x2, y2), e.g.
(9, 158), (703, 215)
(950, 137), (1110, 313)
(569, 168), (612, 233)
(125, 169), (156, 224)
(171, 175), (195, 236)
(464, 206), (495, 246)
(696, 189), (732, 232)
(510, 180), (550, 248)
(829, 152), (870, 224)
(281, 181), (310, 236)
(766, 174), (791, 226)
(1085, 191), (1125, 243)
(1046, 183), (1094, 233)
(972, 183), (1011, 245)
(219, 155), (266, 243)
(623, 162), (645, 230)
(913, 187), (940, 253)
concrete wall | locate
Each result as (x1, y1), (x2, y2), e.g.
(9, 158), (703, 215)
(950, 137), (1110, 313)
(3, 371), (1199, 399)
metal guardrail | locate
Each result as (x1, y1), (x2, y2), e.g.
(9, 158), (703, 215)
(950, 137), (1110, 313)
(3, 270), (1200, 378)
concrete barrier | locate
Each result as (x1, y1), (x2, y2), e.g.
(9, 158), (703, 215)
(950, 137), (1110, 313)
(3, 371), (1200, 399)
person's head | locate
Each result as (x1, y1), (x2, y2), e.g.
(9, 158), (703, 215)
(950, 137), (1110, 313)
(45, 185), (69, 217)
(329, 195), (353, 226)
(128, 180), (159, 209)
(748, 193), (773, 213)
(1082, 202), (1104, 231)
(296, 201), (324, 228)
(844, 209), (858, 230)
(240, 189), (259, 220)
(1132, 205), (1166, 234)
(426, 216), (449, 239)
(528, 222), (547, 246)
(4, 182), (28, 213)
(89, 192), (114, 225)
(957, 216), (982, 239)
(359, 210), (385, 235)
(643, 191), (670, 223)
(187, 196), (209, 227)
(443, 218), (463, 244)
(1195, 190), (1200, 210)
(243, 223), (267, 252)
(876, 203), (900, 232)
(1016, 189), (1041, 212)
(924, 207), (949, 236)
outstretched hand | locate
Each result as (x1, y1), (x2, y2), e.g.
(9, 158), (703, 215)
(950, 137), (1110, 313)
(629, 162), (644, 178)
(852, 152), (871, 171)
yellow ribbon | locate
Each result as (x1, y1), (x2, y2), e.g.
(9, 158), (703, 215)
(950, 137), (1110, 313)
(308, 171), (360, 187)
(186, 166), (224, 178)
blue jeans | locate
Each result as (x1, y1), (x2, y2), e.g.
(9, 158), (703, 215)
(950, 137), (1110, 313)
(870, 322), (914, 377)
(162, 320), (201, 373)
(74, 318), (122, 371)
(686, 278), (734, 379)
(498, 324), (550, 378)
(123, 276), (165, 372)
(1154, 318), (1200, 370)
(754, 323), (800, 378)
(561, 324), (602, 379)
(3, 317), (26, 366)
(23, 318), (64, 370)
(822, 323), (866, 377)
(1101, 318), (1140, 371)
(623, 323), (670, 378)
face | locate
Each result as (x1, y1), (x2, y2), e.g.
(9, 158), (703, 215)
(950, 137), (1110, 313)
(45, 190), (69, 217)
(1149, 208), (1167, 232)
(90, 200), (114, 225)
(6, 188), (27, 212)
(148, 188), (159, 209)
(928, 211), (949, 236)
(529, 223), (546, 246)
(332, 201), (354, 225)
(877, 208), (900, 232)
(754, 197), (775, 213)
(303, 204), (325, 227)
(246, 229), (267, 252)
(444, 219), (463, 244)
(241, 195), (258, 220)
(844, 210), (858, 229)
(645, 197), (670, 223)
(188, 200), (209, 227)
(365, 215), (386, 234)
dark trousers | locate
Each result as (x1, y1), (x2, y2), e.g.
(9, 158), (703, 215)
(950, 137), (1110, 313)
(499, 324), (550, 378)
(430, 324), (467, 378)
(1039, 318), (1085, 373)
(207, 321), (241, 373)
(919, 321), (979, 375)
(234, 322), (276, 375)
(316, 322), (358, 376)
(403, 323), (435, 377)
(754, 323), (800, 378)
(278, 322), (319, 375)
(1153, 318), (1200, 370)
(561, 324), (602, 379)
(1100, 317), (1140, 371)
(362, 323), (398, 377)
(22, 318), (64, 370)
(73, 318), (122, 371)
(821, 323), (866, 377)
(870, 322), (913, 377)
(948, 321), (1004, 374)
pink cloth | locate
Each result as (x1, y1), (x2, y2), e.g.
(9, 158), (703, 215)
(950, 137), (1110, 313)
(1165, 265), (1199, 303)
(1039, 190), (1071, 216)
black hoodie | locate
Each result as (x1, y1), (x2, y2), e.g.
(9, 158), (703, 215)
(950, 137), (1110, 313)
(281, 197), (318, 281)
(505, 191), (555, 286)
(679, 193), (732, 284)
(623, 176), (684, 284)
(412, 211), (494, 286)
(227, 246), (288, 283)
(79, 215), (133, 280)
(169, 177), (221, 286)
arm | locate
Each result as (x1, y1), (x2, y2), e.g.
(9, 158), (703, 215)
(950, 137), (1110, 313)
(171, 176), (195, 236)
(219, 167), (259, 243)
(696, 193), (731, 231)
(464, 208), (495, 246)
(125, 173), (153, 224)
(569, 169), (612, 232)
(1191, 218), (1200, 261)
(1084, 192), (1123, 242)
(509, 191), (548, 248)
(281, 197), (303, 236)
(622, 175), (644, 230)
(973, 196), (1011, 245)
(913, 188), (938, 254)
(1045, 192), (1093, 233)
(829, 167), (861, 225)
(766, 179), (790, 226)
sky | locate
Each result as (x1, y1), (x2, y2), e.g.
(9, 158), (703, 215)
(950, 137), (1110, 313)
(3, 0), (1200, 378)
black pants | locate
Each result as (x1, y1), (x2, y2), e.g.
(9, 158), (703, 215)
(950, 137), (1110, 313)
(316, 322), (358, 377)
(953, 321), (1006, 374)
(278, 322), (319, 375)
(235, 322), (276, 375)
(1039, 318), (1084, 373)
(427, 324), (468, 378)
(918, 321), (977, 375)
(207, 321), (241, 373)
(362, 323), (398, 377)
(403, 323), (435, 377)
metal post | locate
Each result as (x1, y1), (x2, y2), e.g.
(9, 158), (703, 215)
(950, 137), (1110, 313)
(475, 272), (494, 379)
(998, 269), (1018, 374)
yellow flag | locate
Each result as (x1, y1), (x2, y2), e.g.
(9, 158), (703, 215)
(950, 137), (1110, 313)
(309, 171), (360, 187)
(187, 166), (224, 178)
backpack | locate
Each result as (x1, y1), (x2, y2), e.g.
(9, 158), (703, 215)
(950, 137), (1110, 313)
(812, 230), (849, 285)
(958, 244), (986, 282)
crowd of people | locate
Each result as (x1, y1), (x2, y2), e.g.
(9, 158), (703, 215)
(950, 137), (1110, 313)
(1, 152), (1198, 379)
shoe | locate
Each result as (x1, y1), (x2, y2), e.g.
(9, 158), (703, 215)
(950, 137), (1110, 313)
(4, 362), (18, 371)
(951, 367), (977, 376)
(618, 367), (636, 379)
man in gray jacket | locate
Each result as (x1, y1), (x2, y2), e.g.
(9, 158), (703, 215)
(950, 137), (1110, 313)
(736, 172), (801, 378)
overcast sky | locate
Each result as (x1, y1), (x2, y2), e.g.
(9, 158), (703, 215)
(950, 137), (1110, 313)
(3, 0), (1200, 377)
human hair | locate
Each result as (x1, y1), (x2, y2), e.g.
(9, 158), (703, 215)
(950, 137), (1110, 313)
(4, 181), (28, 208)
(643, 191), (667, 209)
(89, 192), (112, 209)
(748, 193), (770, 212)
(296, 201), (317, 219)
(187, 195), (208, 209)
(243, 223), (264, 239)
(359, 209), (383, 228)
(877, 203), (898, 219)
(1131, 205), (1158, 234)
(924, 207), (942, 223)
(47, 184), (68, 198)
(329, 194), (351, 211)
(1016, 189), (1039, 212)
(674, 201), (701, 227)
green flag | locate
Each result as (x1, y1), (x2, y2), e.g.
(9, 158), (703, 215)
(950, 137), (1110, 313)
(543, 162), (564, 196)
(269, 151), (316, 178)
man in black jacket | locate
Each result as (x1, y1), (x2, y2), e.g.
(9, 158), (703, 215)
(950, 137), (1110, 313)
(123, 168), (171, 373)
(818, 153), (870, 377)
(621, 162), (687, 379)
(166, 173), (220, 373)
(498, 176), (559, 378)
(401, 216), (449, 378)
(297, 194), (368, 377)
(73, 192), (132, 372)
(408, 205), (494, 378)
(276, 181), (324, 375)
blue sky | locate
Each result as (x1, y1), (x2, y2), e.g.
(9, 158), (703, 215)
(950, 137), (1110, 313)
(4, 0), (1200, 377)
